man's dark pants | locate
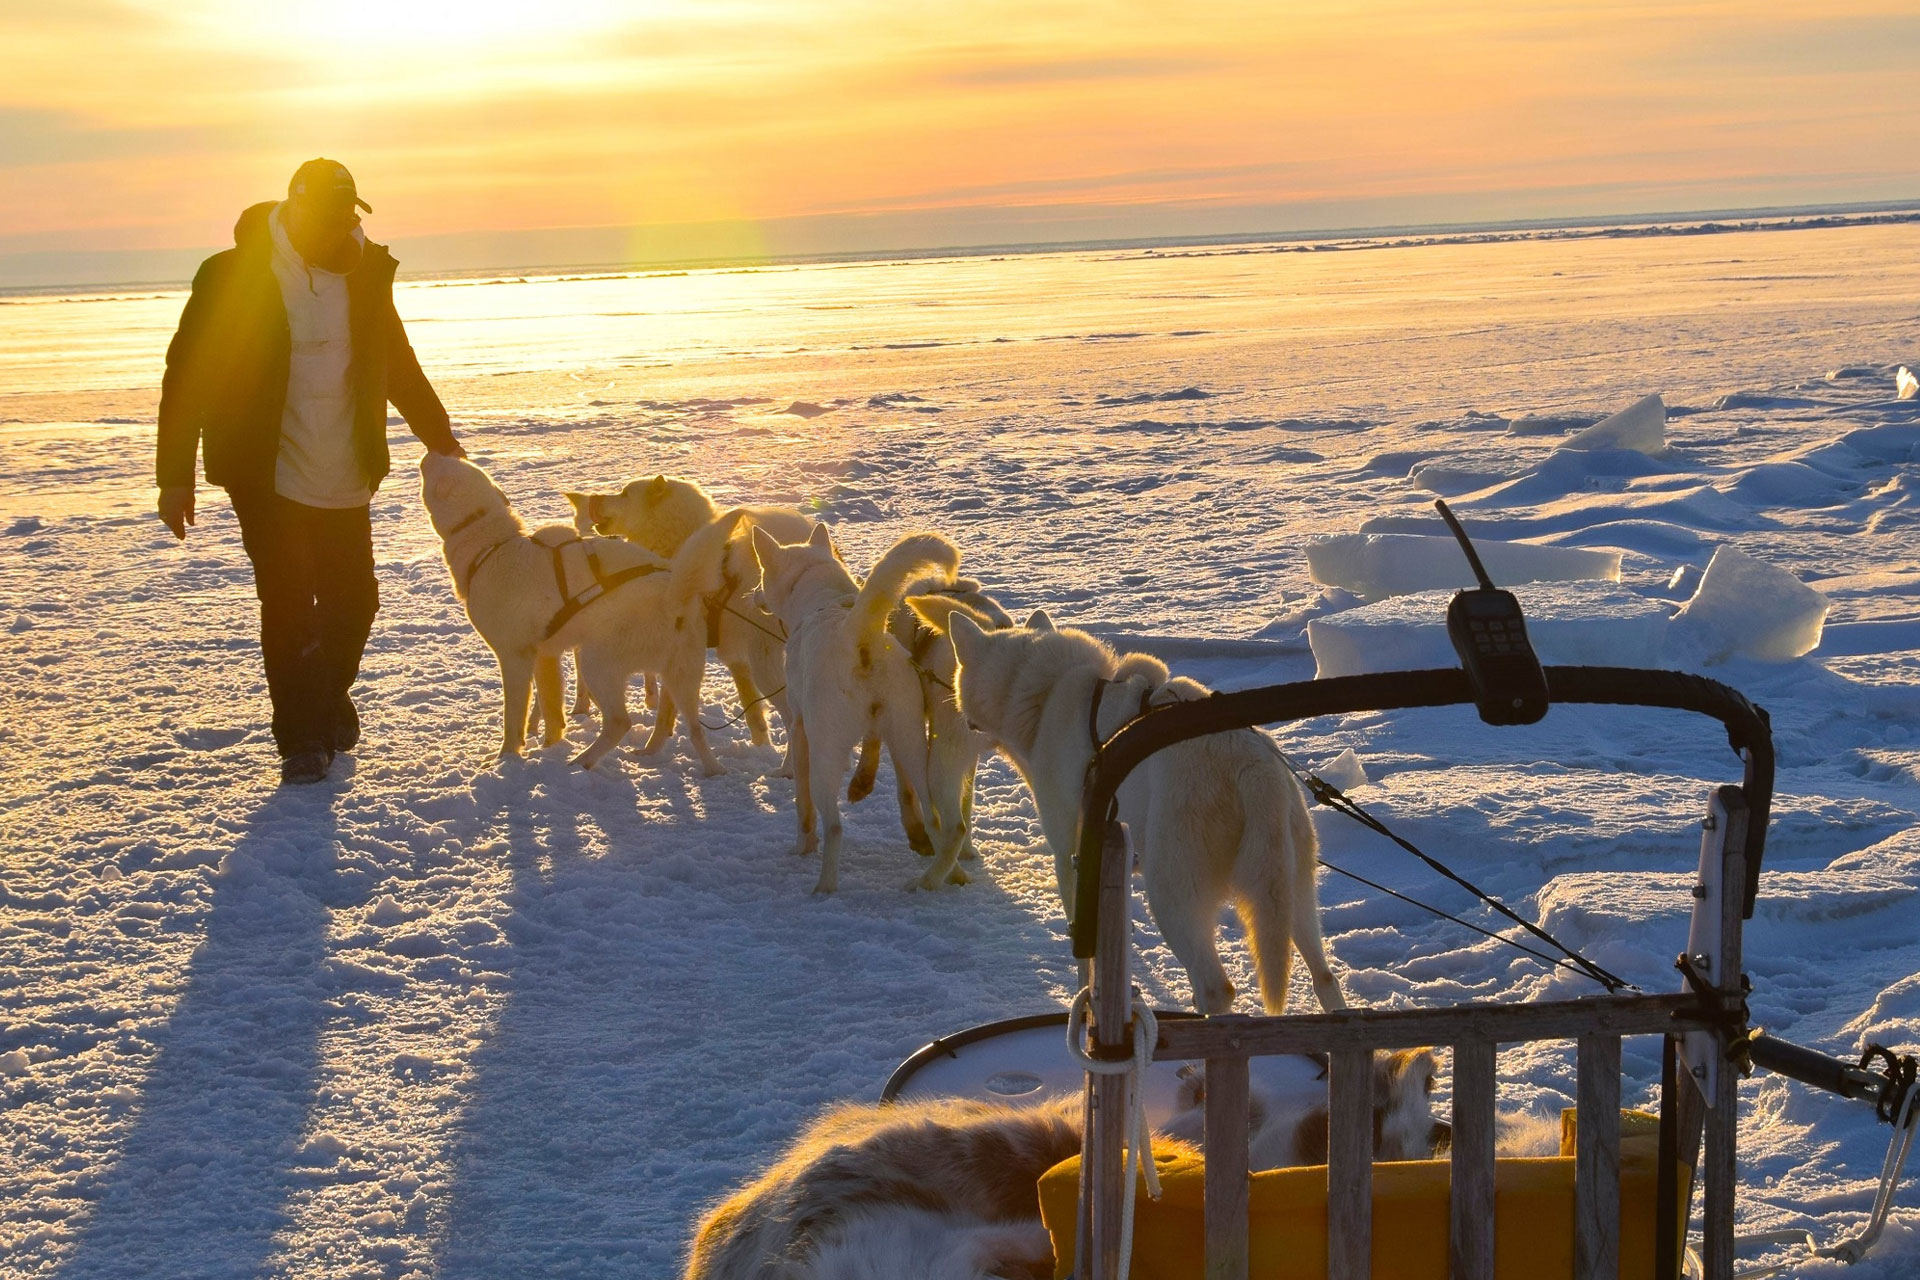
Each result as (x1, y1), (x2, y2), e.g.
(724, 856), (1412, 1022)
(228, 486), (378, 758)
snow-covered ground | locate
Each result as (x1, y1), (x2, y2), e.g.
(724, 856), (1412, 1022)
(3, 222), (1918, 1277)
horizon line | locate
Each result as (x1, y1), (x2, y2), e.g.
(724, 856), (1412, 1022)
(7, 195), (1919, 300)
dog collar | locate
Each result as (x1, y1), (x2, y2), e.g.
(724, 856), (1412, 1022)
(445, 507), (488, 537)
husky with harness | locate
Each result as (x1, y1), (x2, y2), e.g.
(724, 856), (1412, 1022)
(420, 453), (740, 773)
(568, 475), (814, 773)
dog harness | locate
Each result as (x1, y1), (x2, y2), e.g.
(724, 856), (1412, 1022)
(444, 508), (665, 638)
(538, 535), (664, 640)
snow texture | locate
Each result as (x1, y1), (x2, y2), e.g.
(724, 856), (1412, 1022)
(4, 222), (1920, 1280)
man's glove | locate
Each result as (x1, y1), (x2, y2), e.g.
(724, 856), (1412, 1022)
(158, 486), (195, 541)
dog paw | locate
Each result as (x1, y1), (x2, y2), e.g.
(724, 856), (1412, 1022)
(699, 760), (727, 778)
(811, 875), (838, 894)
(946, 865), (972, 886)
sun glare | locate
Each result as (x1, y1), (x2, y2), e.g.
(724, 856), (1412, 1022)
(167, 0), (647, 61)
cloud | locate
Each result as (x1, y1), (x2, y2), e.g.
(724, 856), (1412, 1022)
(934, 53), (1229, 87)
(0, 108), (241, 170)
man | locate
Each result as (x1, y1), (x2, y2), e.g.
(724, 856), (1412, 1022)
(156, 159), (464, 785)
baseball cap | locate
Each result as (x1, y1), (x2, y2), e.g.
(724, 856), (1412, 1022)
(287, 158), (372, 213)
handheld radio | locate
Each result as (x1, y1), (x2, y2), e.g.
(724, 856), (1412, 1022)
(1434, 499), (1550, 726)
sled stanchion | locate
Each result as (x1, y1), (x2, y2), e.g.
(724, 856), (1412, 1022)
(1657, 1035), (1682, 1280)
(1576, 1034), (1623, 1280)
(1451, 1038), (1497, 1280)
(1080, 819), (1135, 1280)
(1702, 788), (1750, 1280)
(1328, 1048), (1374, 1280)
(1204, 1037), (1251, 1280)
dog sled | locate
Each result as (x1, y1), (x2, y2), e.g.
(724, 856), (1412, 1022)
(887, 505), (1919, 1280)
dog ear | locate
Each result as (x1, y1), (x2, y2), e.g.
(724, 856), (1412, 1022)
(1024, 608), (1054, 631)
(905, 595), (950, 632)
(1388, 1048), (1439, 1094)
(947, 610), (988, 663)
(563, 490), (588, 511)
(807, 523), (834, 553)
(647, 474), (669, 498)
(750, 525), (782, 572)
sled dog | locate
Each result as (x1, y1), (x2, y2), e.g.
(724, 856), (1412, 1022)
(420, 453), (736, 773)
(751, 526), (965, 892)
(684, 1094), (1084, 1280)
(1165, 1049), (1450, 1169)
(848, 578), (1013, 864)
(921, 609), (1345, 1015)
(569, 476), (813, 763)
(685, 1058), (1449, 1279)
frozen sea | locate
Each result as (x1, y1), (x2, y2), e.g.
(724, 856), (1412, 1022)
(2, 221), (1919, 1277)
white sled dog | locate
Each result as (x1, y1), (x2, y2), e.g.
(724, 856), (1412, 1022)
(921, 609), (1346, 1015)
(685, 1055), (1448, 1279)
(751, 526), (967, 893)
(1165, 1049), (1450, 1169)
(569, 476), (812, 765)
(420, 453), (737, 773)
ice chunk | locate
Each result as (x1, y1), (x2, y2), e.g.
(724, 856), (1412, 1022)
(1316, 748), (1370, 791)
(1305, 532), (1620, 603)
(1898, 367), (1917, 401)
(1672, 545), (1829, 662)
(1407, 464), (1508, 495)
(1557, 392), (1666, 455)
(1308, 582), (1670, 678)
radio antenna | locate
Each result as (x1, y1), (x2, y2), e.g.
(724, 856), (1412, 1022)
(1434, 499), (1497, 590)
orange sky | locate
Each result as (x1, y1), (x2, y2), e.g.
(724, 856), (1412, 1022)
(3, 0), (1918, 272)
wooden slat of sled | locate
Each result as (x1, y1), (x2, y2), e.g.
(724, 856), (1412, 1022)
(1204, 1045), (1250, 1280)
(1154, 993), (1713, 1060)
(1576, 1034), (1623, 1280)
(1328, 1048), (1373, 1280)
(1451, 1038), (1498, 1280)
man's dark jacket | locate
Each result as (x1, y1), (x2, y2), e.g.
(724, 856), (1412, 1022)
(156, 201), (454, 494)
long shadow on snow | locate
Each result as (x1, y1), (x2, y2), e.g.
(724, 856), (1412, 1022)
(56, 787), (360, 1280)
(431, 744), (1078, 1279)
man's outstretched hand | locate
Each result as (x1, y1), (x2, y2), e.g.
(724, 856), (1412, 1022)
(431, 436), (467, 459)
(158, 486), (195, 541)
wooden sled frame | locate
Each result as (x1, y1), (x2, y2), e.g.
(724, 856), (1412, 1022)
(1068, 666), (1774, 1280)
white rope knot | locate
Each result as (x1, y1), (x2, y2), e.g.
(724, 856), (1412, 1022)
(1067, 987), (1162, 1280)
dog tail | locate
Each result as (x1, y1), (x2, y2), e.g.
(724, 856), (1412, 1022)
(667, 508), (747, 608)
(853, 533), (959, 647)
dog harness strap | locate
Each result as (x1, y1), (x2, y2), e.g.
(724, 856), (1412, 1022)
(543, 561), (664, 641)
(464, 536), (513, 584)
(704, 569), (736, 649)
